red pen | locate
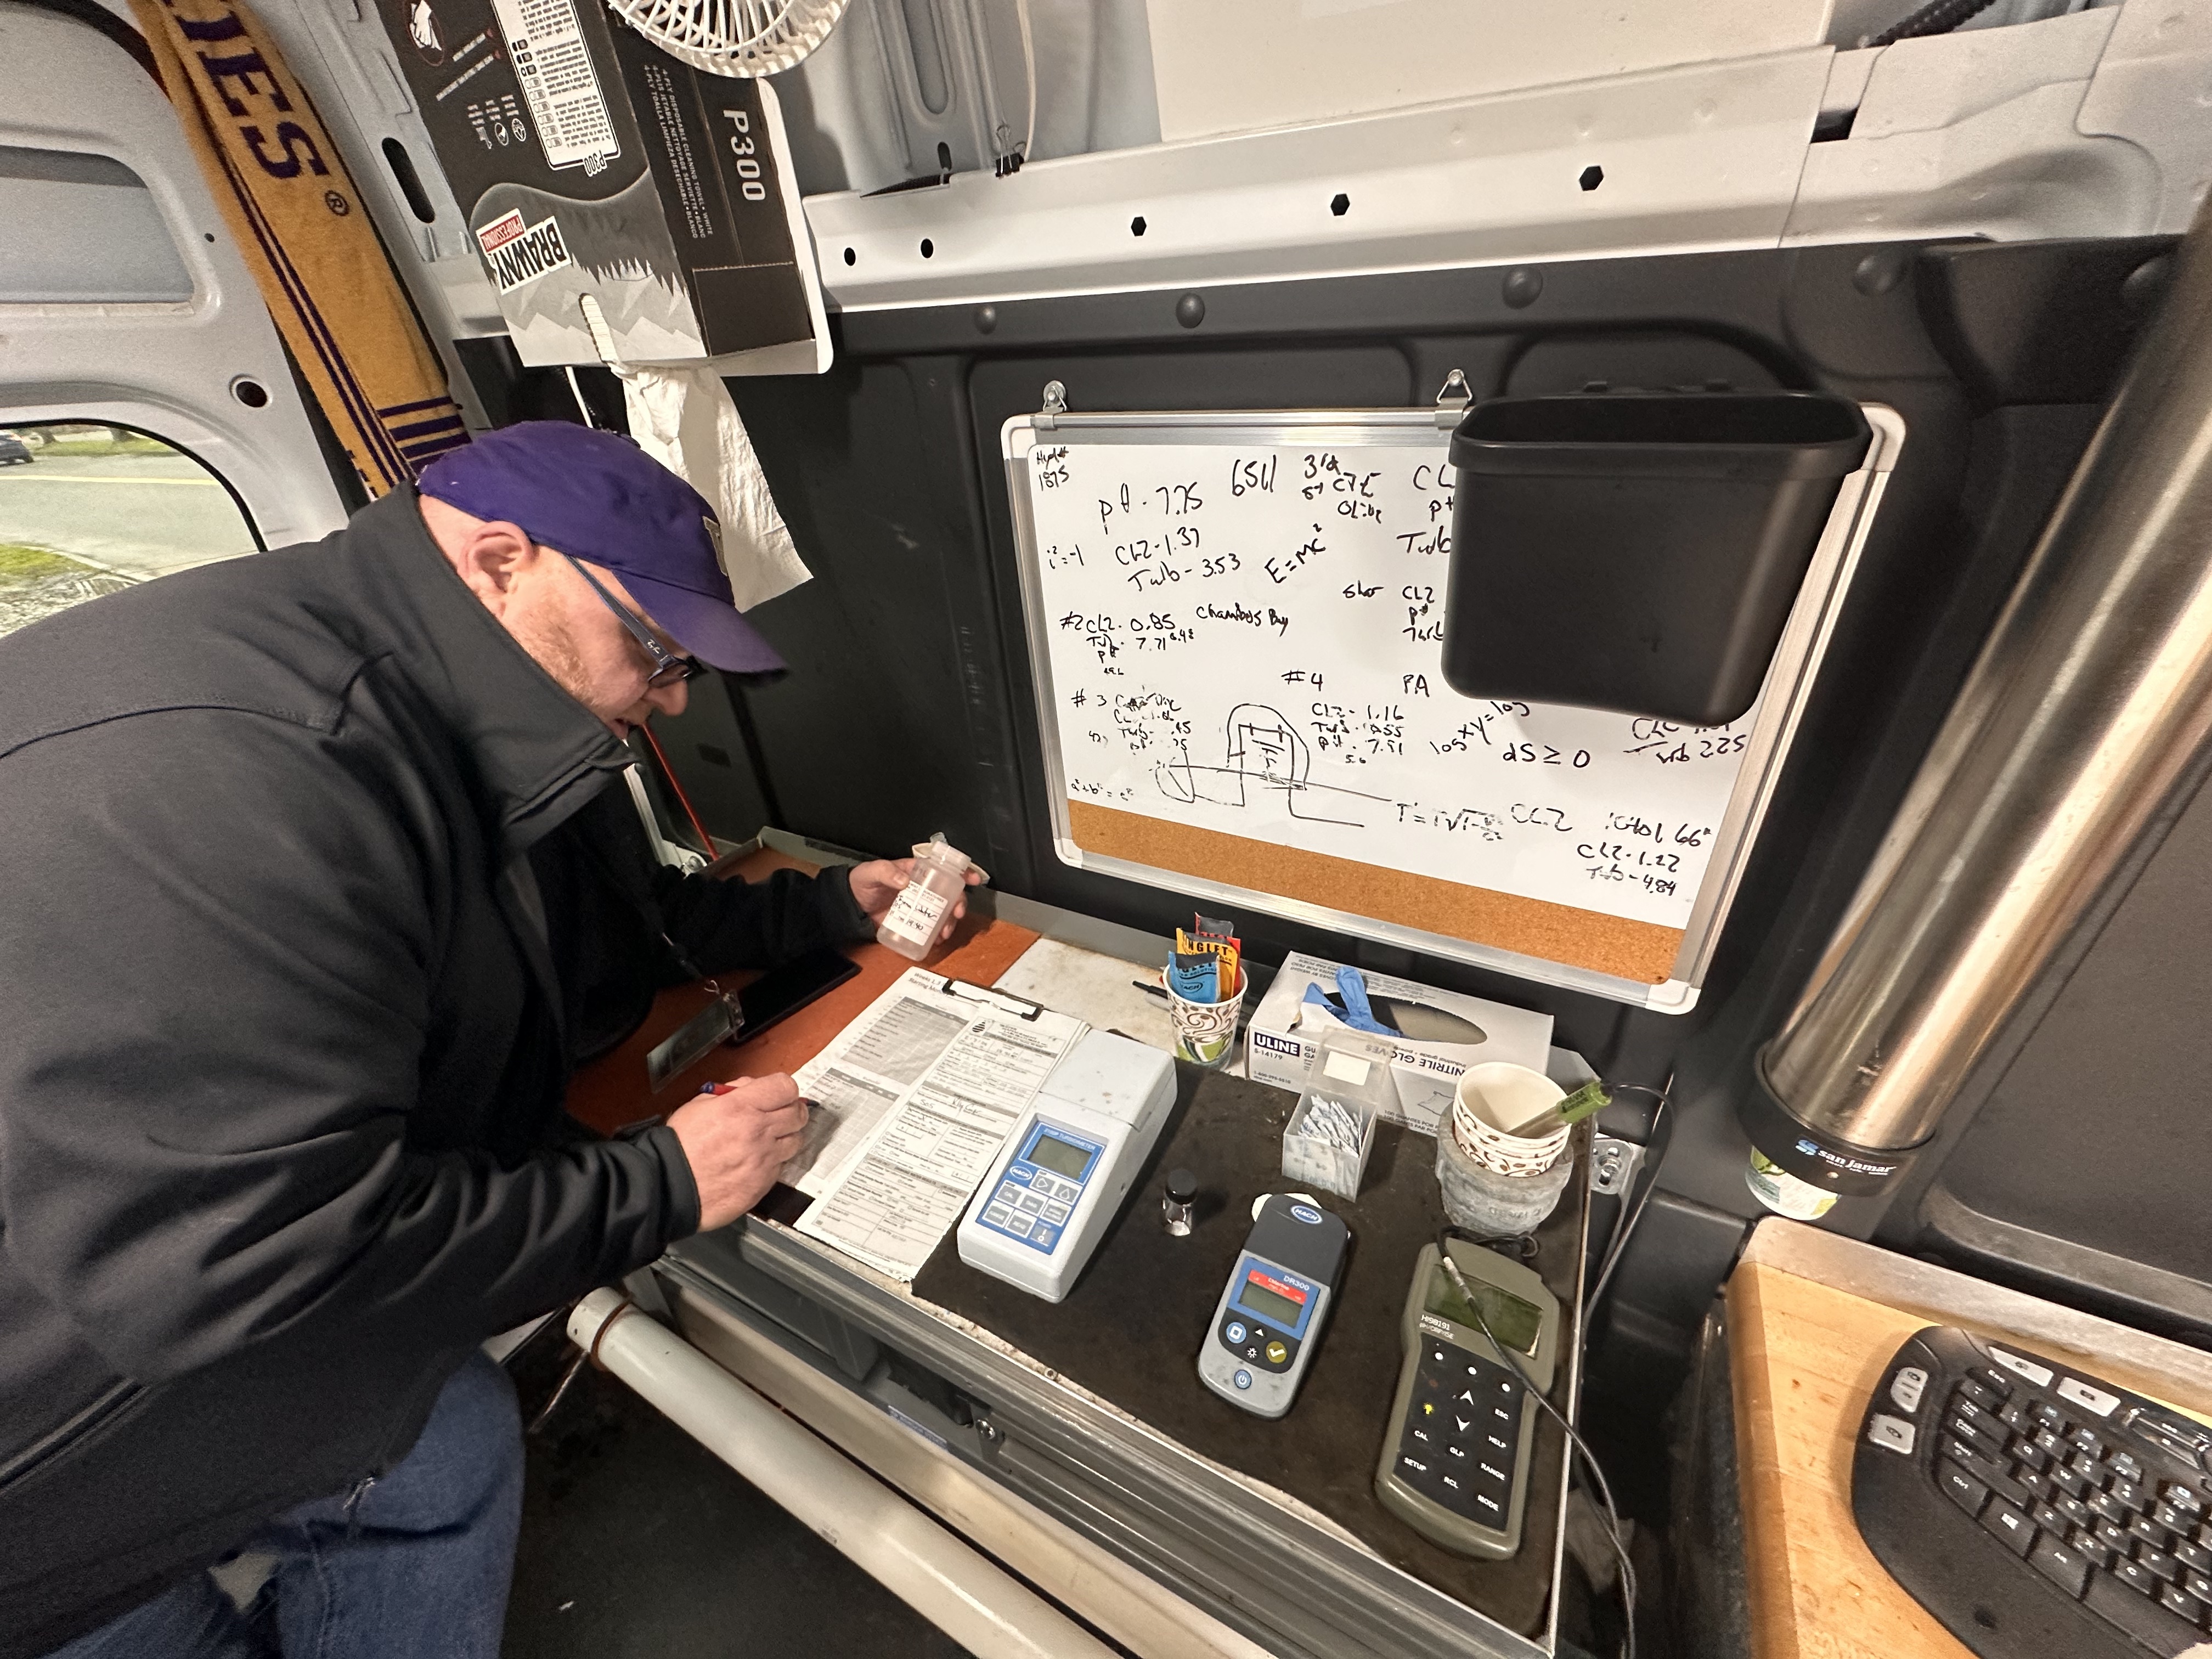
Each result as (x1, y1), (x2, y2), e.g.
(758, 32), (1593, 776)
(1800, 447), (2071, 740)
(698, 1081), (817, 1113)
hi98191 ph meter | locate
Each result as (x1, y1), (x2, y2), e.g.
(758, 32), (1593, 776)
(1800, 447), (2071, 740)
(1373, 1239), (1560, 1558)
(955, 1031), (1178, 1302)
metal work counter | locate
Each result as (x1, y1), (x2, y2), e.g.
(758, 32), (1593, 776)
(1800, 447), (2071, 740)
(578, 864), (1589, 1658)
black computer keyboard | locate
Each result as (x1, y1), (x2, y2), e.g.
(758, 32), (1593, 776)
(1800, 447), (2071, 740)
(1853, 1325), (2212, 1658)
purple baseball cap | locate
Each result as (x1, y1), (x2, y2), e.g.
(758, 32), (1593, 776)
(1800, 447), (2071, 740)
(416, 421), (786, 674)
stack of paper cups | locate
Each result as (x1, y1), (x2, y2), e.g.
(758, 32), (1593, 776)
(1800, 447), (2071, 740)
(1452, 1063), (1571, 1176)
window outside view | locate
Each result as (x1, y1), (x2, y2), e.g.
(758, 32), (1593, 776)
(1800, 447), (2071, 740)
(0, 422), (257, 636)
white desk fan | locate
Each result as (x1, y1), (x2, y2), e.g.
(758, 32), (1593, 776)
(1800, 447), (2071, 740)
(601, 0), (851, 76)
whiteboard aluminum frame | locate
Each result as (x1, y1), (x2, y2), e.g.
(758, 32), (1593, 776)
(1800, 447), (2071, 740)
(1003, 404), (1904, 1013)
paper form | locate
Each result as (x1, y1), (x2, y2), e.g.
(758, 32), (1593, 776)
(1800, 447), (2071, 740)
(789, 968), (1085, 1282)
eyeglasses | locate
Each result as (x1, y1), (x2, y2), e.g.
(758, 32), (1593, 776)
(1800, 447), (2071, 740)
(562, 554), (704, 690)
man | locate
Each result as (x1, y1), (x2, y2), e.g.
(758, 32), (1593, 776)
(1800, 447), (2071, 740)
(0, 423), (974, 1657)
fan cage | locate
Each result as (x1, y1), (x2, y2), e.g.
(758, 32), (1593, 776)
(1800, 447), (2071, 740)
(602, 0), (851, 77)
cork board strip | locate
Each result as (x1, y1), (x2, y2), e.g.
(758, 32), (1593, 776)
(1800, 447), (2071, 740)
(1068, 800), (1684, 983)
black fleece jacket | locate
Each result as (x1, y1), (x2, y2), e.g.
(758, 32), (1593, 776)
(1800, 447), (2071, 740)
(0, 488), (870, 1656)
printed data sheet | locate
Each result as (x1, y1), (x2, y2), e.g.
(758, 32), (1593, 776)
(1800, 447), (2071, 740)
(789, 969), (1084, 1282)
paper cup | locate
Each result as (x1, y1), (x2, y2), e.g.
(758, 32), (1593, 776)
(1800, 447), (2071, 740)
(1452, 1062), (1570, 1177)
(1166, 970), (1244, 1068)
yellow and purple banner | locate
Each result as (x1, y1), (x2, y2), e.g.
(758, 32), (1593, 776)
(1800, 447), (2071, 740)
(134, 0), (467, 494)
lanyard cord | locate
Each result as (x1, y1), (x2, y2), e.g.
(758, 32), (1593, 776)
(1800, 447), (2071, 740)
(639, 724), (719, 864)
(573, 825), (733, 1010)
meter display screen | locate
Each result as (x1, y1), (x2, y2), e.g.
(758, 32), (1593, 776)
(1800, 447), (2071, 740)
(1427, 1269), (1543, 1357)
(1027, 1130), (1092, 1180)
(1236, 1268), (1308, 1329)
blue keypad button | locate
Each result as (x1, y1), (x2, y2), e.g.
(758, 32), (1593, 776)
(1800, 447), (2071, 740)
(983, 1204), (1012, 1227)
(1226, 1322), (1247, 1344)
(1029, 1170), (1055, 1189)
(1032, 1225), (1057, 1250)
(1006, 1214), (1034, 1238)
(995, 1183), (1024, 1207)
(1234, 1369), (1252, 1390)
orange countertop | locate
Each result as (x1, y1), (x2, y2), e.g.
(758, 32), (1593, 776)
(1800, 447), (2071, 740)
(564, 847), (1041, 1141)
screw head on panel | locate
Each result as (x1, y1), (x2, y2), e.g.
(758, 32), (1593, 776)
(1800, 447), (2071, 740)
(2122, 253), (2174, 314)
(1852, 249), (1909, 296)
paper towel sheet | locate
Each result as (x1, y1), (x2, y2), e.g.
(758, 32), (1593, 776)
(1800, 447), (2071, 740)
(614, 363), (811, 612)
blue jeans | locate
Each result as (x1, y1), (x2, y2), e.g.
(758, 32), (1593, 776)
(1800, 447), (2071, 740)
(47, 1351), (523, 1659)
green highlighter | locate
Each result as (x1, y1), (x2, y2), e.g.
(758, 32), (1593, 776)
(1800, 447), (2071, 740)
(1373, 1239), (1561, 1559)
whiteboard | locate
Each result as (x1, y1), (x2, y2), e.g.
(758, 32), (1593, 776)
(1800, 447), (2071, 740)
(1005, 404), (1903, 1011)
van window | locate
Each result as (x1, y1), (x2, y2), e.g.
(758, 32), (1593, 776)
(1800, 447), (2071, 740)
(0, 424), (258, 636)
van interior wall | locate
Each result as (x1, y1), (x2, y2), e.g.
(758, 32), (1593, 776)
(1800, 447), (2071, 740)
(446, 234), (2172, 1517)
(708, 241), (2107, 1070)
(1897, 761), (2212, 1346)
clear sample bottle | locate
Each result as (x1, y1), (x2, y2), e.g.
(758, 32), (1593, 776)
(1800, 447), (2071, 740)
(876, 833), (974, 961)
(1163, 1168), (1198, 1237)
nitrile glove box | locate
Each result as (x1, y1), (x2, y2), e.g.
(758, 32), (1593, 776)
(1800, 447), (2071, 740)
(1245, 953), (1554, 1134)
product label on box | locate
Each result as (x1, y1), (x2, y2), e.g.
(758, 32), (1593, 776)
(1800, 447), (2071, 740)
(489, 0), (618, 172)
(1322, 1050), (1373, 1086)
(475, 210), (573, 291)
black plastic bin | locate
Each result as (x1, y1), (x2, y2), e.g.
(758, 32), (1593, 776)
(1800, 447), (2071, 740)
(1440, 392), (1872, 727)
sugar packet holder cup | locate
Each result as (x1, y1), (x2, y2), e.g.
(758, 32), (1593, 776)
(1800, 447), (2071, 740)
(1281, 1090), (1377, 1201)
(1166, 965), (1244, 1067)
(1281, 1031), (1397, 1199)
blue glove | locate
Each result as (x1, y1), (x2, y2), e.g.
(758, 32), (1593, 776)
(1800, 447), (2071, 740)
(1303, 968), (1395, 1035)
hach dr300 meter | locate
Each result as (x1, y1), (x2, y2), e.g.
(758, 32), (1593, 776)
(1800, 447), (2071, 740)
(955, 1031), (1178, 1302)
(1198, 1193), (1351, 1418)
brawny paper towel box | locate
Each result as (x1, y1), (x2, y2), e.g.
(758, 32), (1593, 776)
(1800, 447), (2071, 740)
(377, 0), (827, 370)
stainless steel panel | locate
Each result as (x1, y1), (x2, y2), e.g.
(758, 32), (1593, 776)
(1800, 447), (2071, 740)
(1765, 208), (2212, 1150)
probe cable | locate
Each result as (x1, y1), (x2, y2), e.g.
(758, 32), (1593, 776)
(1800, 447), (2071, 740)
(1442, 1235), (1638, 1659)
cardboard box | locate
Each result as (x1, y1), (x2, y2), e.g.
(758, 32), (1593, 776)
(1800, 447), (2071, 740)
(1245, 953), (1555, 1135)
(379, 0), (827, 370)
